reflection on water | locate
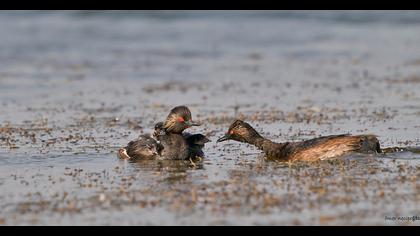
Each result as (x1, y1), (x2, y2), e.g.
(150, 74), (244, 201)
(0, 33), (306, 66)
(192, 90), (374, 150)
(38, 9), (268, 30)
(127, 159), (204, 184)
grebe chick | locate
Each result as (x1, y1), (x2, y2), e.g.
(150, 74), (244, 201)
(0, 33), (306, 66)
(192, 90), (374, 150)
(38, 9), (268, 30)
(118, 134), (160, 160)
(185, 133), (211, 158)
(152, 122), (165, 138)
(186, 134), (211, 148)
(217, 120), (381, 162)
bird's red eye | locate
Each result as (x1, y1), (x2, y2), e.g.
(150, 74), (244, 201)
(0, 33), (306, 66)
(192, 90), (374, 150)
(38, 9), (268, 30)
(229, 130), (234, 135)
(178, 117), (185, 123)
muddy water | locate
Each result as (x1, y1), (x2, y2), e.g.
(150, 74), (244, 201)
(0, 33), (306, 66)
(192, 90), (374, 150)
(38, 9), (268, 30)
(0, 11), (420, 225)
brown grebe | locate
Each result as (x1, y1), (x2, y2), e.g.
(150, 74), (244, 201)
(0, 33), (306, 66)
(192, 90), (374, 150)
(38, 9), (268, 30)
(217, 120), (381, 162)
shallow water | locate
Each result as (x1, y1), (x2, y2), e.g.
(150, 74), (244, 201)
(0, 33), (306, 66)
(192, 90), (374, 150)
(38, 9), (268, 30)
(0, 10), (420, 225)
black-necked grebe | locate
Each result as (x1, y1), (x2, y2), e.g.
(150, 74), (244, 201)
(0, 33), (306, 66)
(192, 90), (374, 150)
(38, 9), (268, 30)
(153, 106), (204, 160)
(119, 106), (208, 160)
(217, 120), (381, 162)
(162, 106), (201, 134)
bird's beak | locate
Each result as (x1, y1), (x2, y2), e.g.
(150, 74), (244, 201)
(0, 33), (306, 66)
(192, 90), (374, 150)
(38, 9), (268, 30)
(217, 134), (230, 143)
(203, 137), (211, 143)
(185, 120), (201, 127)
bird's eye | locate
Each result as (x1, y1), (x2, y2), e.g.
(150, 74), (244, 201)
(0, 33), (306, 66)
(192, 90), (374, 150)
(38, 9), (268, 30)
(178, 117), (185, 123)
(229, 130), (234, 135)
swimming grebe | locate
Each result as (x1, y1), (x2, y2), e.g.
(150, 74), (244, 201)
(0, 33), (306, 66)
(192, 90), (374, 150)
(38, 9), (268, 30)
(119, 106), (208, 160)
(155, 106), (207, 160)
(217, 120), (381, 161)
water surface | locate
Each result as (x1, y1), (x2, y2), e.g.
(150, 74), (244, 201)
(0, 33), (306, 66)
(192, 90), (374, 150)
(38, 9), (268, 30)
(0, 10), (420, 225)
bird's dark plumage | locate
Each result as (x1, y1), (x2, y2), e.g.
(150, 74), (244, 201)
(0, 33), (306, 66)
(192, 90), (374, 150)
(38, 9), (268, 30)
(119, 106), (207, 160)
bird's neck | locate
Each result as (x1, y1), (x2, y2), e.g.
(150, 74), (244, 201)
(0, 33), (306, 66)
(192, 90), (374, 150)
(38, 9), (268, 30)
(247, 134), (292, 160)
(244, 133), (279, 152)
